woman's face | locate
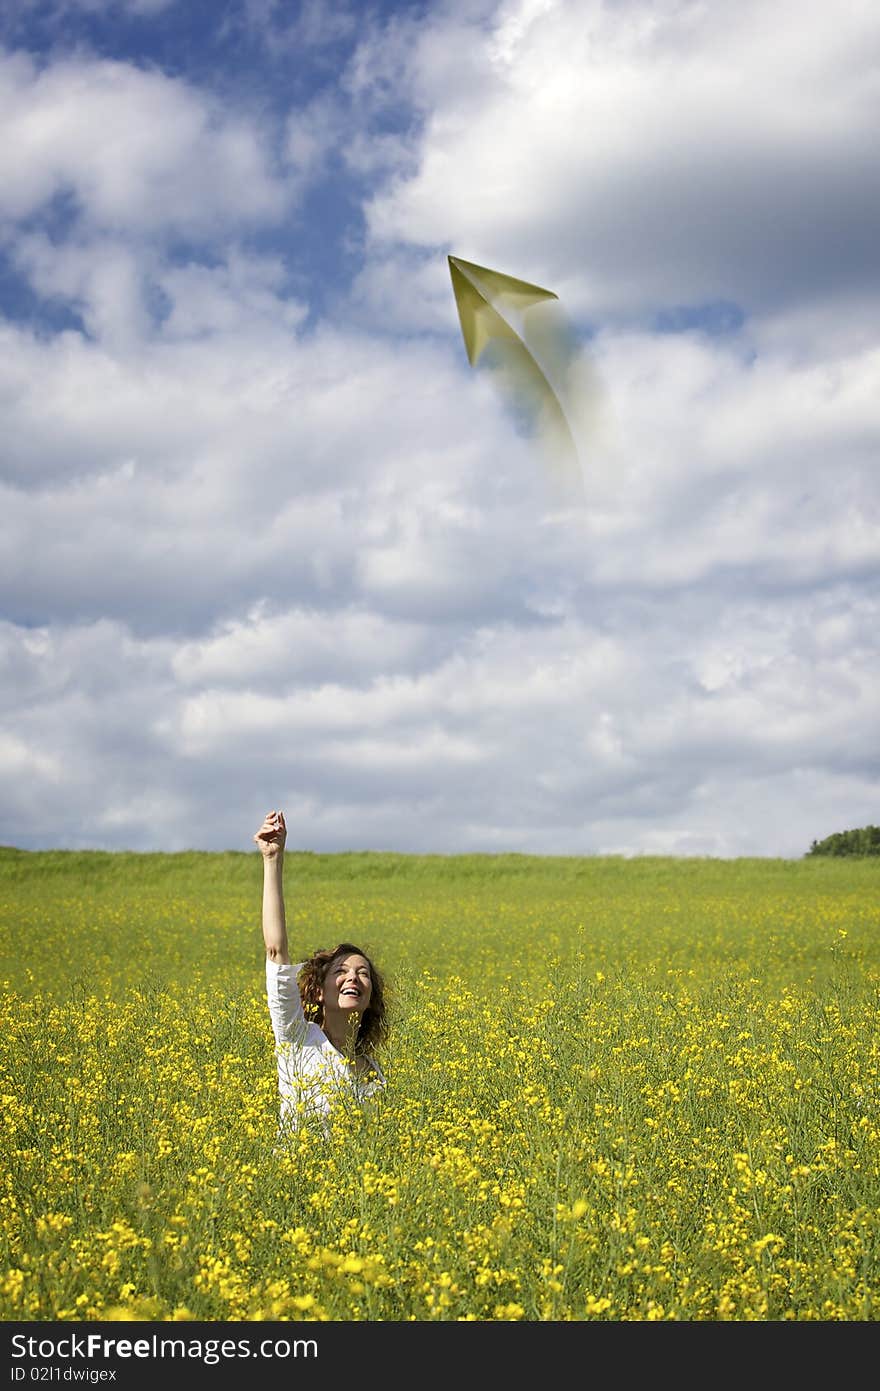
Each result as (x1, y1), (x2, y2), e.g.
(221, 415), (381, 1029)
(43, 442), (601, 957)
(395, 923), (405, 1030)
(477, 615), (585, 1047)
(320, 953), (373, 1017)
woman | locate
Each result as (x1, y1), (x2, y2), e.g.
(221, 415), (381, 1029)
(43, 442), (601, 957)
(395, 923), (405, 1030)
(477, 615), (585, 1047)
(254, 809), (388, 1135)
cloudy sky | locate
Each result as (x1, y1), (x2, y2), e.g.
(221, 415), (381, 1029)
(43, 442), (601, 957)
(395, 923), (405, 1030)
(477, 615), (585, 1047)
(2, 0), (878, 859)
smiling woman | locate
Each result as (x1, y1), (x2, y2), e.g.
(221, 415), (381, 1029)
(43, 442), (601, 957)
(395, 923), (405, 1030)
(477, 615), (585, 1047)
(253, 810), (389, 1136)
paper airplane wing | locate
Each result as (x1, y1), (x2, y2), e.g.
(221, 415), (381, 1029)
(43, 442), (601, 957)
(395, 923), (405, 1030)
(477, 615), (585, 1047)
(448, 256), (558, 365)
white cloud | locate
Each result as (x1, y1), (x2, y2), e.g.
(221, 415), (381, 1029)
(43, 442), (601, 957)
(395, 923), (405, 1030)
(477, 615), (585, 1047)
(171, 605), (434, 688)
(1, 0), (878, 858)
(155, 251), (308, 340)
(364, 0), (880, 324)
(0, 49), (286, 236)
(0, 731), (62, 783)
(3, 573), (877, 856)
(285, 92), (348, 189)
(13, 232), (155, 346)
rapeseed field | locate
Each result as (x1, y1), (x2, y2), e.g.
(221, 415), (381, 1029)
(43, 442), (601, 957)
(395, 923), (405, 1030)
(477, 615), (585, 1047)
(1, 848), (878, 1321)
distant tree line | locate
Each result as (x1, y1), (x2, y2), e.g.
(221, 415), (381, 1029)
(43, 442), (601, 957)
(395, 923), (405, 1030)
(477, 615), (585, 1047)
(807, 825), (880, 857)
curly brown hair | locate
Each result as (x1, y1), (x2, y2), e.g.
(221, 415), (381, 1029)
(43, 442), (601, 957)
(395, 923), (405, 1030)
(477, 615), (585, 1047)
(297, 943), (389, 1055)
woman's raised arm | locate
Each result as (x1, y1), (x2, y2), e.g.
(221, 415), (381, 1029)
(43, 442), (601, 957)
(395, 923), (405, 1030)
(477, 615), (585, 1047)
(254, 810), (290, 965)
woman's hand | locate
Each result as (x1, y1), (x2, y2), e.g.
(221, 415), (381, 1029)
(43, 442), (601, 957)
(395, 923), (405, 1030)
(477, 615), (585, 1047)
(254, 809), (287, 860)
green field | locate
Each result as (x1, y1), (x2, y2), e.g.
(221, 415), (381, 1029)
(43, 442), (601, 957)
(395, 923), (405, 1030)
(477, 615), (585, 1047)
(2, 847), (878, 1320)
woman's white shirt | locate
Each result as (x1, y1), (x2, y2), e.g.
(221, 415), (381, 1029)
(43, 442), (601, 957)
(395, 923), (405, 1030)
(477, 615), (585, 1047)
(265, 957), (385, 1133)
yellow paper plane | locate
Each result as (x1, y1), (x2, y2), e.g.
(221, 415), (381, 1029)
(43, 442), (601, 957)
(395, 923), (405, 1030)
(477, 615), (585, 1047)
(448, 254), (585, 497)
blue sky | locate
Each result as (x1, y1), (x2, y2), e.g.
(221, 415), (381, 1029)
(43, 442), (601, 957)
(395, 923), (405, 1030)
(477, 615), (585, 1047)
(1, 0), (878, 857)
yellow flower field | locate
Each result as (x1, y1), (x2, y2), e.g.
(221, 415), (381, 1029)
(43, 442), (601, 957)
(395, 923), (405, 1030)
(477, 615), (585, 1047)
(1, 848), (878, 1321)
